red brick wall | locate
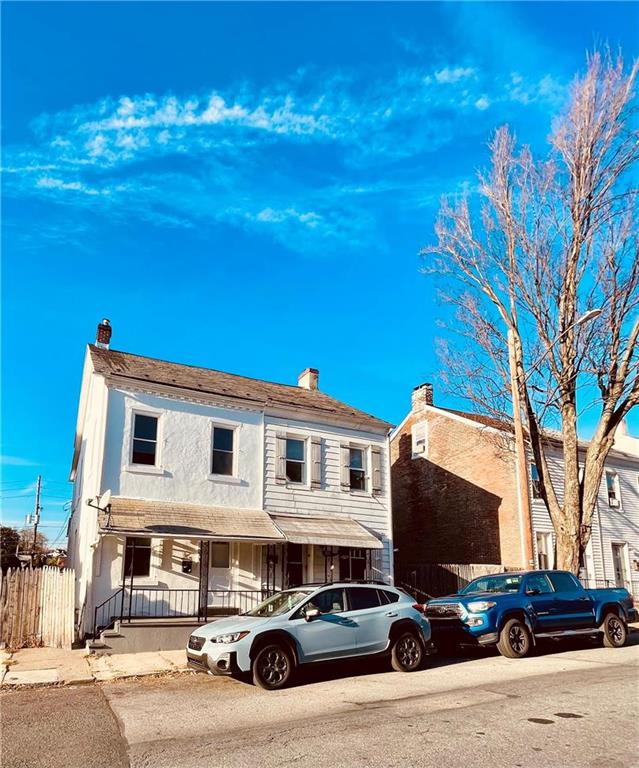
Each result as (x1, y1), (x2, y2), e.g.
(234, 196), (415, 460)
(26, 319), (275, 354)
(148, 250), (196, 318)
(391, 409), (523, 570)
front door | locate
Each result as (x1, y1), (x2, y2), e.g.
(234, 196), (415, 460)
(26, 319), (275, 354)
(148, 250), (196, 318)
(523, 573), (557, 632)
(208, 542), (231, 608)
(290, 587), (358, 662)
(612, 543), (629, 589)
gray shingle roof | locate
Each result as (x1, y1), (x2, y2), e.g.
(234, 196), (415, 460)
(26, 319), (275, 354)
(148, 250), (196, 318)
(89, 345), (390, 431)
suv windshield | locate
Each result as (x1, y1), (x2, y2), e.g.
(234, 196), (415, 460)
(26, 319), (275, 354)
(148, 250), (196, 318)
(460, 574), (523, 594)
(244, 590), (311, 618)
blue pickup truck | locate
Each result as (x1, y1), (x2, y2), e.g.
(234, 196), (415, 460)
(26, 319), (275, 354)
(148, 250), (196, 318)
(424, 570), (637, 658)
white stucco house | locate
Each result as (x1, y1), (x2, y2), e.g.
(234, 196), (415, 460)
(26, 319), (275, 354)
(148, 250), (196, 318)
(67, 321), (393, 638)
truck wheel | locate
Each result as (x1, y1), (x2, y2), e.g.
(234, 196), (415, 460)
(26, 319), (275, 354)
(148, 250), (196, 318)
(497, 618), (532, 659)
(601, 612), (627, 648)
(391, 631), (423, 672)
(252, 643), (294, 690)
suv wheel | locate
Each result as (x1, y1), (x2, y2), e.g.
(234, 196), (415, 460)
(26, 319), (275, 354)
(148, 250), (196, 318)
(497, 618), (532, 659)
(252, 643), (294, 690)
(601, 612), (627, 648)
(391, 631), (423, 672)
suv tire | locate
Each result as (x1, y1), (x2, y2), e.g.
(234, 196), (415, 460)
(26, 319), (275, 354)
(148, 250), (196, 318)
(601, 612), (627, 648)
(391, 630), (423, 672)
(497, 618), (532, 659)
(252, 642), (294, 690)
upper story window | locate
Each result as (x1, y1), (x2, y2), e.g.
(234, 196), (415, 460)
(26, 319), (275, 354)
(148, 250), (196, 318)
(286, 438), (305, 483)
(606, 471), (621, 508)
(530, 463), (542, 499)
(348, 447), (366, 490)
(132, 414), (158, 466)
(411, 421), (427, 457)
(212, 427), (234, 476)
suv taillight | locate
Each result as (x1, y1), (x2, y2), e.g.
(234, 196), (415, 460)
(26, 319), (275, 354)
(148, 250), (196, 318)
(412, 603), (425, 613)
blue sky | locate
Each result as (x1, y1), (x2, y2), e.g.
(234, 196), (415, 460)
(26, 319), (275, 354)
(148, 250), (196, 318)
(2, 2), (637, 543)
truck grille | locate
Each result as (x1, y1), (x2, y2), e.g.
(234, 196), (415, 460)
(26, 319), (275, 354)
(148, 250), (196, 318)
(425, 602), (463, 619)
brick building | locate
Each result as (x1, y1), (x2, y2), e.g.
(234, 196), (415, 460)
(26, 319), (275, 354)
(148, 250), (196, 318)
(391, 383), (639, 598)
(391, 384), (524, 573)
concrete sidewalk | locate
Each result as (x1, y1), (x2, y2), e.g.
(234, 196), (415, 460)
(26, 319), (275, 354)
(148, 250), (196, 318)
(0, 647), (190, 688)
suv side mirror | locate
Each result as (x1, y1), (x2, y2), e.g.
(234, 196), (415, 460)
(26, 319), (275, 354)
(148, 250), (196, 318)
(304, 607), (321, 622)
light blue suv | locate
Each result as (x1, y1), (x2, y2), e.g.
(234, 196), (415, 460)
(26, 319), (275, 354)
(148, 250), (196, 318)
(187, 582), (431, 689)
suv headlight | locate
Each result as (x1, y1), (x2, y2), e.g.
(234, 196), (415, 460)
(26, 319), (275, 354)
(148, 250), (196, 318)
(467, 600), (496, 613)
(212, 631), (250, 644)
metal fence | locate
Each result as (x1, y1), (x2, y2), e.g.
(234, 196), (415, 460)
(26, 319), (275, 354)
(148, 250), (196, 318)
(93, 587), (271, 635)
(397, 563), (505, 599)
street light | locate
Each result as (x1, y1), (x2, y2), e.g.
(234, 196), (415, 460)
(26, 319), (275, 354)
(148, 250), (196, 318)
(507, 307), (602, 569)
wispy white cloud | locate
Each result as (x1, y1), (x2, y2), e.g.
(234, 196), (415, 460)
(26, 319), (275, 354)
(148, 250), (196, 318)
(0, 455), (37, 467)
(3, 62), (566, 255)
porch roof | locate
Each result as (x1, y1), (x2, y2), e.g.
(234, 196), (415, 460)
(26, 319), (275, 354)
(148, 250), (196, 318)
(269, 513), (384, 550)
(99, 497), (285, 542)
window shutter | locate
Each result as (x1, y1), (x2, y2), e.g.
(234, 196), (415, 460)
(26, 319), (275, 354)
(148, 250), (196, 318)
(340, 444), (351, 489)
(276, 433), (287, 484)
(371, 446), (382, 495)
(311, 437), (322, 488)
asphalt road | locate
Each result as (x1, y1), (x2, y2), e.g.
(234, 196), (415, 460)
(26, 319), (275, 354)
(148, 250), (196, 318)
(2, 637), (638, 768)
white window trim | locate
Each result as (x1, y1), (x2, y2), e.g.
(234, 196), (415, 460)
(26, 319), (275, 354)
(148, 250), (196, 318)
(121, 536), (158, 584)
(605, 470), (622, 510)
(127, 407), (163, 474)
(209, 420), (240, 481)
(347, 443), (369, 494)
(535, 531), (554, 570)
(285, 434), (309, 487)
(411, 421), (428, 459)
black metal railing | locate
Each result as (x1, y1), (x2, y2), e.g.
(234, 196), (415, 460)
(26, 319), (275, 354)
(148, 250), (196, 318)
(93, 588), (271, 636)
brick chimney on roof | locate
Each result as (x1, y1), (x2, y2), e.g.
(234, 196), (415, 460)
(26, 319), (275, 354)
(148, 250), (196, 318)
(95, 319), (112, 350)
(411, 382), (433, 412)
(298, 368), (319, 391)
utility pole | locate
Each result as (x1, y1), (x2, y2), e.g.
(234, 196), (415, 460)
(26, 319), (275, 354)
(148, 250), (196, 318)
(31, 475), (42, 566)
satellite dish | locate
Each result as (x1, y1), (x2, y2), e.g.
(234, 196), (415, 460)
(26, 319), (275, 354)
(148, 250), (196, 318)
(99, 489), (112, 510)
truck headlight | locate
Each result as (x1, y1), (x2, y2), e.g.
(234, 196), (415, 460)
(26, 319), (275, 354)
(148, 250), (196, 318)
(213, 631), (250, 644)
(467, 601), (496, 613)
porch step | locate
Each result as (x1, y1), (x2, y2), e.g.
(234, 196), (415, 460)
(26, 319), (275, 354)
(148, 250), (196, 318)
(89, 617), (228, 655)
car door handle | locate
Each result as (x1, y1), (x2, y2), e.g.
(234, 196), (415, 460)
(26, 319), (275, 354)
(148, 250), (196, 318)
(386, 612), (398, 617)
(578, 597), (590, 601)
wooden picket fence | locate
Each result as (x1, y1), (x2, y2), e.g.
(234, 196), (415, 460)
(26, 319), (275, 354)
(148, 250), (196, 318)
(0, 567), (75, 650)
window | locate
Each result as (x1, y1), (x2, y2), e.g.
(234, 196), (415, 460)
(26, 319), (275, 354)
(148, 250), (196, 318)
(212, 427), (234, 476)
(286, 438), (305, 483)
(547, 572), (580, 593)
(348, 587), (381, 611)
(524, 573), (553, 595)
(308, 588), (345, 614)
(378, 589), (400, 605)
(411, 421), (428, 457)
(132, 414), (158, 465)
(210, 542), (230, 569)
(339, 548), (367, 581)
(349, 447), (366, 490)
(286, 543), (304, 586)
(536, 532), (553, 570)
(606, 471), (621, 508)
(530, 463), (542, 499)
(124, 537), (151, 577)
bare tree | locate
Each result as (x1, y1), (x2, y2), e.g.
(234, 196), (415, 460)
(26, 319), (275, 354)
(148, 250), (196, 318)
(423, 51), (639, 573)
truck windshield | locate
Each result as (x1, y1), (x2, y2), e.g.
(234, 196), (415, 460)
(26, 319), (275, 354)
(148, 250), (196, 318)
(460, 574), (523, 594)
(244, 590), (311, 617)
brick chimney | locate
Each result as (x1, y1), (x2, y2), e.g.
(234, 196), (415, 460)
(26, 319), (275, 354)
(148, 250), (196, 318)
(298, 368), (319, 391)
(95, 319), (112, 350)
(411, 382), (433, 412)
